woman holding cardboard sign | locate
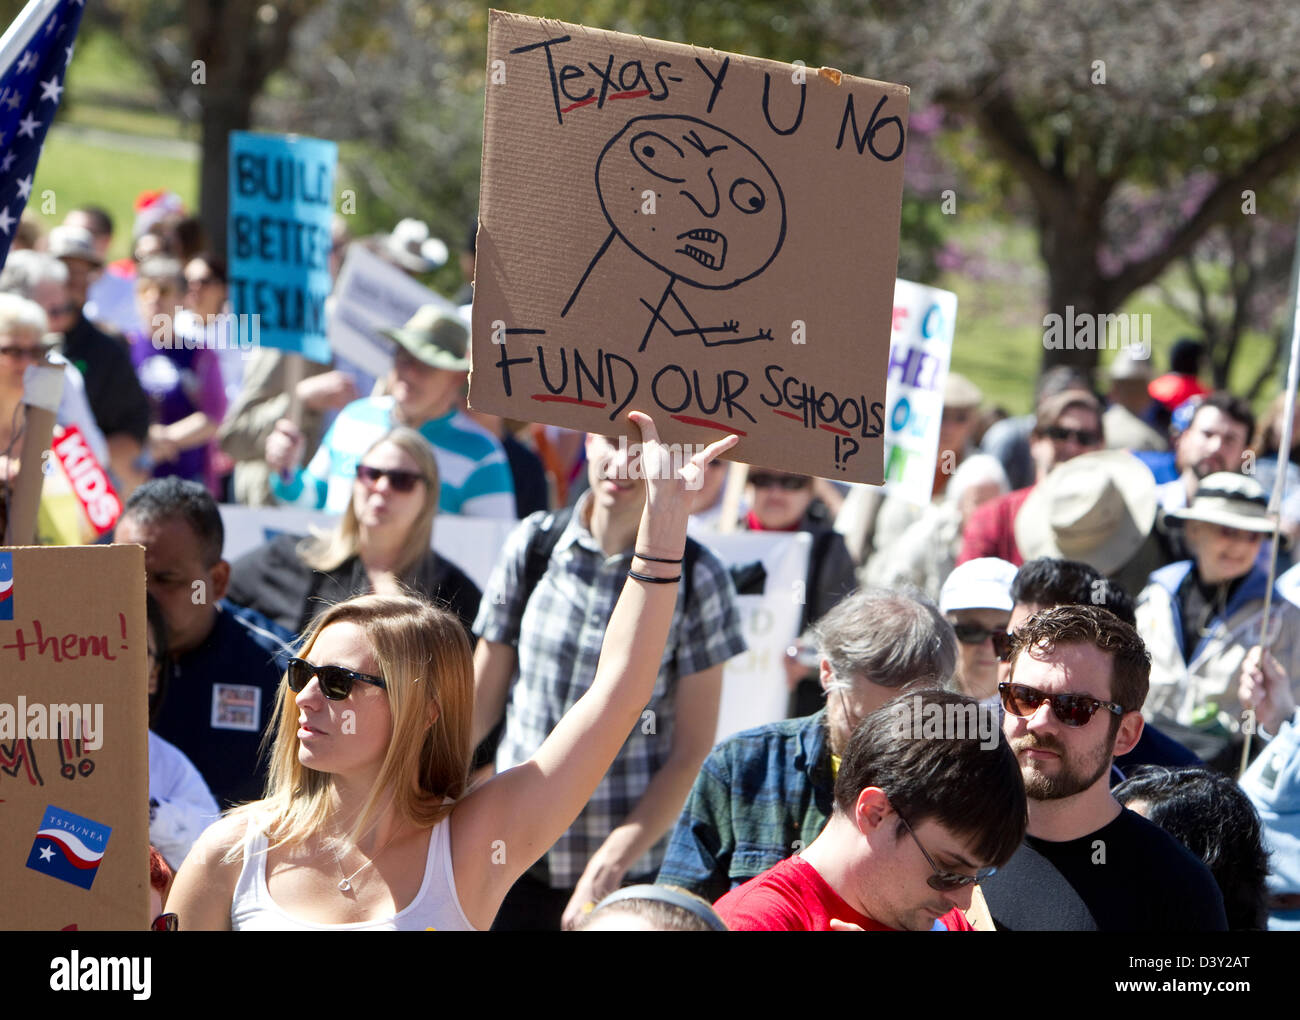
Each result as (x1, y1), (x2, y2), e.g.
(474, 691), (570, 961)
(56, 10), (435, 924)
(168, 411), (737, 930)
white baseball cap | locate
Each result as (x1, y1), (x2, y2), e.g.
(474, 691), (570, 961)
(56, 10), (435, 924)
(939, 557), (1018, 615)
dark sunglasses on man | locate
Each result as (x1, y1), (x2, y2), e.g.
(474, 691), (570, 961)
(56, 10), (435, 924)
(998, 681), (1125, 727)
(286, 657), (387, 701)
(1041, 424), (1102, 447)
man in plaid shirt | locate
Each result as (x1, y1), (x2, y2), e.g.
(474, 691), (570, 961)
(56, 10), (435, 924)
(473, 432), (746, 929)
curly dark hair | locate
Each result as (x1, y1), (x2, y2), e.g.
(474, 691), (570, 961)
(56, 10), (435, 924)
(1007, 603), (1150, 712)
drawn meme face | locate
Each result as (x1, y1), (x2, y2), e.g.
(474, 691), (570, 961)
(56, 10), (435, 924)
(596, 115), (786, 290)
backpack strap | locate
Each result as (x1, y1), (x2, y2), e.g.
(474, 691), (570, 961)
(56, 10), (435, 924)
(519, 507), (573, 612)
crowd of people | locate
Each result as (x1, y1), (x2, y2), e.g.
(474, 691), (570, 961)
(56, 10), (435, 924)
(3, 194), (1298, 932)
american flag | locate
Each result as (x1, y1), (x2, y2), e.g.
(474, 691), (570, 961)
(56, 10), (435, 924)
(0, 0), (85, 270)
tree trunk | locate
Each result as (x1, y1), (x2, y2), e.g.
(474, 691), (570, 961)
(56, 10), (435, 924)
(1038, 207), (1107, 383)
(198, 91), (253, 262)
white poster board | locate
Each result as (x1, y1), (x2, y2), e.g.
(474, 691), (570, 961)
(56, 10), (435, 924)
(879, 279), (959, 503)
(327, 244), (458, 380)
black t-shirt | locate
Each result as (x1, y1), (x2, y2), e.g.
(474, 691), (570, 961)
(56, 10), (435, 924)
(981, 807), (1228, 931)
(63, 316), (150, 442)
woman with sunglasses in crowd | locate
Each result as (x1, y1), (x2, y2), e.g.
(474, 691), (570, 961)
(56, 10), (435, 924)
(167, 412), (736, 930)
(1136, 472), (1300, 770)
(227, 427), (481, 639)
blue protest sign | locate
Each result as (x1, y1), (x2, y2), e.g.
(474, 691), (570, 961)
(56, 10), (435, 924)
(227, 131), (337, 363)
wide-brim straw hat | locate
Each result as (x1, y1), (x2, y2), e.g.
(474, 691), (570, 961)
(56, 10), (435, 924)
(1165, 472), (1278, 535)
(1015, 450), (1157, 575)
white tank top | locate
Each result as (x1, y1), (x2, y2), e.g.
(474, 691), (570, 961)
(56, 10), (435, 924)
(230, 816), (476, 931)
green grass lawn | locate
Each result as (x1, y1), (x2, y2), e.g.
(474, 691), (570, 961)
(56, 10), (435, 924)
(31, 131), (198, 262)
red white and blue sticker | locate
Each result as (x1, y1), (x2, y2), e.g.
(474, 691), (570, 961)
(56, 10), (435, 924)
(26, 805), (112, 890)
(0, 551), (12, 621)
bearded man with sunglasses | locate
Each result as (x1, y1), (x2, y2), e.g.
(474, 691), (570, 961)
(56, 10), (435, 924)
(714, 688), (1026, 931)
(981, 603), (1227, 930)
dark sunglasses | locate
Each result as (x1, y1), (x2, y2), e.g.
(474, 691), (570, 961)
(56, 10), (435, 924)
(0, 345), (47, 360)
(1042, 425), (1102, 447)
(896, 810), (995, 891)
(356, 464), (426, 493)
(999, 681), (1124, 727)
(951, 623), (1014, 660)
(286, 657), (387, 700)
(750, 473), (811, 491)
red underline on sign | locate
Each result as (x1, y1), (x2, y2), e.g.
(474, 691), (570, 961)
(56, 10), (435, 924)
(670, 414), (747, 436)
(532, 394), (608, 409)
(609, 89), (652, 102)
(772, 410), (803, 423)
(559, 96), (598, 113)
(818, 424), (851, 437)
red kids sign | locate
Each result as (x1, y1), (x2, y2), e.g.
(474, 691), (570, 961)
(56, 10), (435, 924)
(49, 426), (122, 536)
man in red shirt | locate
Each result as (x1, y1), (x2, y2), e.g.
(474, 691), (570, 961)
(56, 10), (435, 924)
(957, 389), (1105, 566)
(715, 688), (1027, 931)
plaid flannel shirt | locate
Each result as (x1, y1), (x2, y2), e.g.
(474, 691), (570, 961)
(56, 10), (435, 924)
(474, 493), (747, 888)
(655, 711), (835, 904)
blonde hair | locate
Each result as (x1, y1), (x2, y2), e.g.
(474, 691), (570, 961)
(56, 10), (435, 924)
(298, 427), (440, 575)
(226, 594), (472, 858)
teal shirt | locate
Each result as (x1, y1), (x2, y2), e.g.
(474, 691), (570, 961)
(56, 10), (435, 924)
(272, 397), (515, 518)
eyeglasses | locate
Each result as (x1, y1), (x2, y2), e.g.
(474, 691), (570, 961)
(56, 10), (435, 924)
(286, 657), (387, 701)
(1041, 425), (1102, 447)
(356, 464), (427, 492)
(749, 473), (811, 491)
(951, 622), (1014, 661)
(895, 810), (996, 891)
(998, 681), (1124, 727)
(0, 344), (47, 361)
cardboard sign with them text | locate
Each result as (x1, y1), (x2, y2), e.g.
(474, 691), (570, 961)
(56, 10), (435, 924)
(228, 131), (338, 364)
(0, 546), (149, 930)
(471, 10), (908, 483)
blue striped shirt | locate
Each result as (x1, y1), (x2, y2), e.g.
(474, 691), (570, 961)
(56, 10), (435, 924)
(271, 397), (516, 518)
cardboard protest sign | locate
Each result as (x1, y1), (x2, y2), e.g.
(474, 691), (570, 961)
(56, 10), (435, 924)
(471, 11), (908, 483)
(228, 131), (338, 364)
(328, 244), (458, 380)
(880, 279), (959, 502)
(0, 545), (149, 930)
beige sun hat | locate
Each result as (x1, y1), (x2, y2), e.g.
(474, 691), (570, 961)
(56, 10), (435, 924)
(1165, 472), (1277, 534)
(1015, 450), (1158, 574)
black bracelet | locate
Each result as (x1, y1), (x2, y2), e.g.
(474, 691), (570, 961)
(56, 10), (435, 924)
(633, 551), (684, 564)
(628, 569), (682, 584)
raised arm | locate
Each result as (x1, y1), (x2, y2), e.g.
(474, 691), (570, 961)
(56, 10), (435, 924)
(450, 412), (737, 928)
